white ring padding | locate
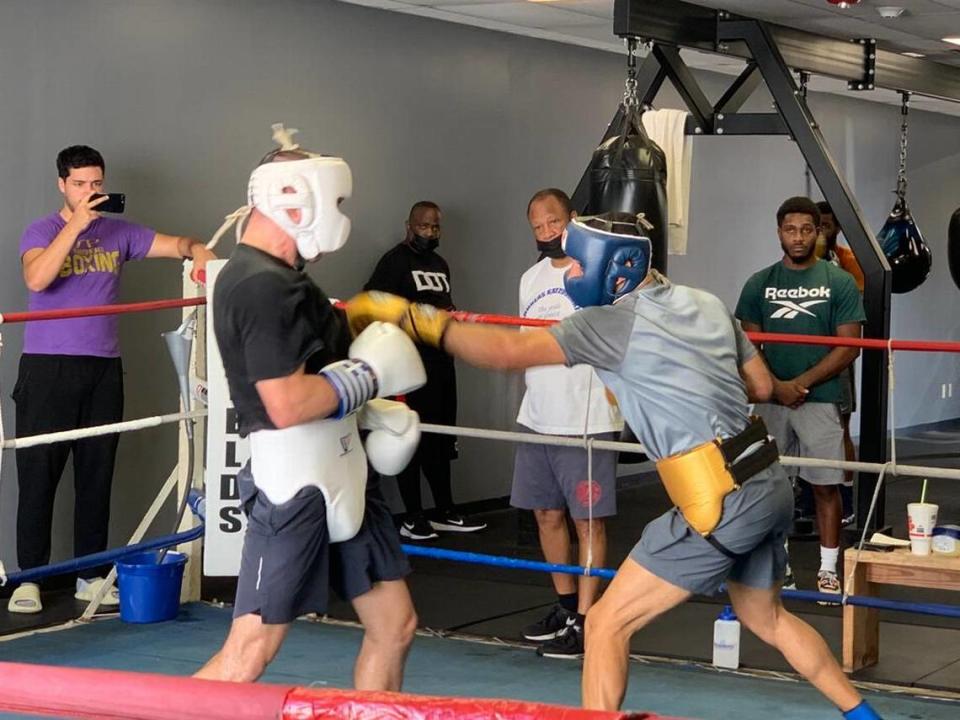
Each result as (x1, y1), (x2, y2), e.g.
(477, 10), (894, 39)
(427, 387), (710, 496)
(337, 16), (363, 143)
(1, 410), (206, 451)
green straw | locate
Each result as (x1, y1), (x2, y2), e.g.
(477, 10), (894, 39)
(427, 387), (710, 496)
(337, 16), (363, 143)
(920, 478), (928, 504)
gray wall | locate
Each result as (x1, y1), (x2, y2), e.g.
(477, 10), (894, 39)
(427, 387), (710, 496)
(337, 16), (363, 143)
(1, 0), (958, 573)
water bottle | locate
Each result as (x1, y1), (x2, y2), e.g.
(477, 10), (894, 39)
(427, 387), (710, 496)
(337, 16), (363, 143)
(712, 605), (740, 669)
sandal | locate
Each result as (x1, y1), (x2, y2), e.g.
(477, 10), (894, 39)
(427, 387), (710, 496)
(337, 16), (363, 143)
(7, 582), (42, 614)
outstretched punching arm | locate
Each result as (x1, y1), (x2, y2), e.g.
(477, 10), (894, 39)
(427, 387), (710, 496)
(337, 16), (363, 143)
(443, 323), (566, 370)
(344, 291), (566, 370)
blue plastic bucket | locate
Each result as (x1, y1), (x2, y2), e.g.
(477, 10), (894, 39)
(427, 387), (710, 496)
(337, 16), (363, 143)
(115, 551), (187, 623)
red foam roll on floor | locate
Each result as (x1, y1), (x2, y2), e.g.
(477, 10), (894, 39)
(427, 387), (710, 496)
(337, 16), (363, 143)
(0, 662), (291, 720)
(283, 687), (682, 720)
(0, 662), (688, 720)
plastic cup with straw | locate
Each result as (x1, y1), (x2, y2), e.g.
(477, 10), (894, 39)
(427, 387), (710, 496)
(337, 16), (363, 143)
(908, 479), (937, 555)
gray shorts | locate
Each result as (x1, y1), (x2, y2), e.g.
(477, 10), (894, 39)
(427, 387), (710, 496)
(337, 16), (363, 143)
(511, 433), (618, 520)
(234, 463), (410, 624)
(757, 402), (844, 486)
(630, 464), (793, 595)
(838, 366), (856, 416)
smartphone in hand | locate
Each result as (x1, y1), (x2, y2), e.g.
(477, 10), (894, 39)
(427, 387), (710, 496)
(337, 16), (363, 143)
(90, 193), (126, 214)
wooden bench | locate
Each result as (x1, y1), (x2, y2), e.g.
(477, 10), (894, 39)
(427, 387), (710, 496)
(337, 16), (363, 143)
(842, 547), (960, 672)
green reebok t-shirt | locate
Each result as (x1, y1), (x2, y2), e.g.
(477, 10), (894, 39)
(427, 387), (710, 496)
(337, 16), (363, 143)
(735, 259), (865, 403)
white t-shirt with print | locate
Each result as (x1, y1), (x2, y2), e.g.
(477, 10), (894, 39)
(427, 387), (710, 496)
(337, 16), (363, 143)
(517, 258), (624, 435)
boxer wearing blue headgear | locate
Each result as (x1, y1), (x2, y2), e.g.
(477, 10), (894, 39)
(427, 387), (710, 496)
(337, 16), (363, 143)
(561, 213), (653, 308)
(345, 202), (878, 715)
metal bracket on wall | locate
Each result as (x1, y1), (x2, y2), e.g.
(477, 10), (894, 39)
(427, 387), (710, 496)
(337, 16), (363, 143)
(848, 38), (877, 91)
(571, 0), (900, 528)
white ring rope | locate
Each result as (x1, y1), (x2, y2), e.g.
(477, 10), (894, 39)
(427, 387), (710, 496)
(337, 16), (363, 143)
(0, 410), (206, 451)
(419, 423), (960, 480)
(582, 373), (596, 573)
(1, 412), (955, 481)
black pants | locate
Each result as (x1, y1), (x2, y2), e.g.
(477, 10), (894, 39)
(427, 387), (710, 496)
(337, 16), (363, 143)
(13, 354), (123, 579)
(397, 356), (457, 516)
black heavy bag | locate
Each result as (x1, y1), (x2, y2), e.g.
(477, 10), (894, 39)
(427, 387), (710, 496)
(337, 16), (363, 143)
(877, 197), (932, 294)
(586, 107), (668, 272)
(949, 207), (960, 292)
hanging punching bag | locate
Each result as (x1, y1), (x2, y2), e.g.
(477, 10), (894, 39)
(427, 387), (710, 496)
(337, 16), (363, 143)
(877, 197), (931, 294)
(877, 91), (931, 294)
(585, 106), (668, 272)
(948, 207), (960, 292)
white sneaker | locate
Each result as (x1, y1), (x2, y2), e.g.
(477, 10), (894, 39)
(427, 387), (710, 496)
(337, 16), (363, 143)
(75, 577), (120, 606)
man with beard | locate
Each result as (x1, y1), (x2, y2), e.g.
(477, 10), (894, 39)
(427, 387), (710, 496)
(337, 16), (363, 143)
(363, 201), (486, 540)
(736, 196), (864, 602)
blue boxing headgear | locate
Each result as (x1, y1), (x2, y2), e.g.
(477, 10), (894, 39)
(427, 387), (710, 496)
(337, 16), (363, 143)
(562, 214), (653, 307)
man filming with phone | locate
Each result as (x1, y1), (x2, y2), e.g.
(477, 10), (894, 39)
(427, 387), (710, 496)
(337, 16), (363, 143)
(7, 145), (215, 614)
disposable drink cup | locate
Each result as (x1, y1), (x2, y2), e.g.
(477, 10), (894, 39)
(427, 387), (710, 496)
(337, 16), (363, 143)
(907, 503), (938, 556)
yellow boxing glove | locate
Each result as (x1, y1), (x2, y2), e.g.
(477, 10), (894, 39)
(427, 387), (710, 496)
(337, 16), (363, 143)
(401, 303), (453, 349)
(344, 291), (410, 337)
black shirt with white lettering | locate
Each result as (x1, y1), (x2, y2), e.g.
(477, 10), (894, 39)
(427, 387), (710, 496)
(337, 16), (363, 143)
(364, 241), (455, 371)
(364, 242), (454, 310)
(213, 244), (350, 436)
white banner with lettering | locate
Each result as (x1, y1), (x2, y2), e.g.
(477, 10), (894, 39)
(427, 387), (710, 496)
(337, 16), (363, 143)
(203, 259), (248, 576)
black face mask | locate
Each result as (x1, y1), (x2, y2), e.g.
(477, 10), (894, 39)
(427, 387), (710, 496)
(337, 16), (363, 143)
(408, 233), (439, 253)
(536, 235), (566, 260)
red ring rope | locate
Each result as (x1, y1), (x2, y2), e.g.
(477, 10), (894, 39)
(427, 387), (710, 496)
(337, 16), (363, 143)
(2, 296), (959, 354)
(0, 297), (205, 324)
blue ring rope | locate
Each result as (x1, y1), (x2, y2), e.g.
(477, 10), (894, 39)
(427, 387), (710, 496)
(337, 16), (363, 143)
(7, 533), (959, 620)
(3, 526), (203, 587)
(401, 544), (960, 619)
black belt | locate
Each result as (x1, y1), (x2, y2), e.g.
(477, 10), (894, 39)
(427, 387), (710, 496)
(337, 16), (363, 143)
(720, 416), (779, 484)
(704, 417), (780, 561)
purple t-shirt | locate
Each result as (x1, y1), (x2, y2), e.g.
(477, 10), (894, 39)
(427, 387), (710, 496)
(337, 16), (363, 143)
(19, 212), (156, 357)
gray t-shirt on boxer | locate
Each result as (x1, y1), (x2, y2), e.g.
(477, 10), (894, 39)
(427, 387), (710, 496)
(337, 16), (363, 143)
(549, 272), (793, 595)
(548, 271), (757, 460)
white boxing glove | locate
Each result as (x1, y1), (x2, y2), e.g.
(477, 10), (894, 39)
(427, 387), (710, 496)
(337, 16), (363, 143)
(359, 399), (421, 476)
(320, 322), (427, 419)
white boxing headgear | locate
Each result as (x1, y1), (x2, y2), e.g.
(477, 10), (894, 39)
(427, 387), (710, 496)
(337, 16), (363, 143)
(248, 154), (353, 261)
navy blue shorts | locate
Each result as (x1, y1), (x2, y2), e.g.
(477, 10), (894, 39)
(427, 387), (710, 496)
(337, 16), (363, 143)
(234, 463), (410, 624)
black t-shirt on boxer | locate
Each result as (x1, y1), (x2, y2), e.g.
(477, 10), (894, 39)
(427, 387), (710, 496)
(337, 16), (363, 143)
(213, 244), (350, 436)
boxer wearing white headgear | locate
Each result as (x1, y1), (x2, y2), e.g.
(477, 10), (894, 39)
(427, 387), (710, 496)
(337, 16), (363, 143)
(247, 152), (352, 261)
(198, 125), (422, 689)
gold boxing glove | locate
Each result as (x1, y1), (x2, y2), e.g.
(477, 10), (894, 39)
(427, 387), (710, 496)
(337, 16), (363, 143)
(401, 303), (453, 349)
(344, 291), (410, 337)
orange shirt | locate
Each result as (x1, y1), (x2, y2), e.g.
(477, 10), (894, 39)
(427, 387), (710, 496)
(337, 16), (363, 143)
(831, 245), (864, 292)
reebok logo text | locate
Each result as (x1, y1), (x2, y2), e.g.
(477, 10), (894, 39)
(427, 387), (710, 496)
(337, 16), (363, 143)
(763, 286), (830, 300)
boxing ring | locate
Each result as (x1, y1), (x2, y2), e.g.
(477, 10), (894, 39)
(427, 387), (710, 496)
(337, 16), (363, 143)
(2, 290), (960, 719)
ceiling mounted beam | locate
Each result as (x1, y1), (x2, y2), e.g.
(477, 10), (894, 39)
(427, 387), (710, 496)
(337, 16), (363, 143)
(613, 0), (960, 104)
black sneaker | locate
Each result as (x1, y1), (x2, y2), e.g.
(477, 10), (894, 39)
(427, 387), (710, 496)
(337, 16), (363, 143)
(429, 511), (487, 533)
(537, 623), (584, 659)
(522, 604), (576, 642)
(400, 515), (438, 541)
